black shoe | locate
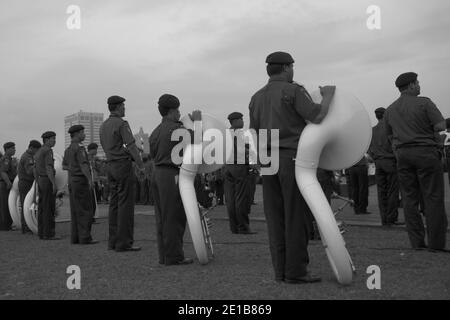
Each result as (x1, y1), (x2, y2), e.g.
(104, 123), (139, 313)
(44, 236), (62, 240)
(166, 258), (194, 266)
(81, 239), (99, 245)
(393, 221), (405, 225)
(115, 246), (141, 252)
(427, 248), (450, 253)
(238, 230), (257, 234)
(285, 273), (322, 284)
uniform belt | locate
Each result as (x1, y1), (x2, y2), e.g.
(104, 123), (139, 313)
(107, 158), (131, 163)
(396, 144), (436, 149)
(155, 164), (179, 170)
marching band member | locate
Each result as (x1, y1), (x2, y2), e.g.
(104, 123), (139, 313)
(64, 125), (98, 245)
(100, 95), (144, 252)
(150, 94), (200, 265)
(18, 140), (41, 233)
(249, 51), (334, 283)
(34, 131), (60, 240)
(0, 142), (17, 231)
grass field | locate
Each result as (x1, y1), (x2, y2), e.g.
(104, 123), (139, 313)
(1, 208), (449, 300)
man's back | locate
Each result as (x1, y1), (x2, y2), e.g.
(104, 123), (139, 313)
(370, 121), (395, 160)
(249, 75), (320, 157)
(385, 94), (443, 148)
(100, 115), (134, 161)
(149, 118), (183, 168)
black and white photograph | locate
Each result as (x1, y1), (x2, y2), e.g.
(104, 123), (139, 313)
(0, 0), (449, 306)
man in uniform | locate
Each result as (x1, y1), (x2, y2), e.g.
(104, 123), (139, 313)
(34, 131), (60, 240)
(384, 72), (448, 252)
(18, 140), (42, 233)
(223, 112), (255, 234)
(87, 142), (101, 222)
(347, 156), (370, 215)
(0, 142), (17, 231)
(100, 95), (144, 252)
(150, 94), (199, 265)
(368, 107), (401, 226)
(249, 51), (335, 283)
(213, 168), (224, 205)
(64, 125), (98, 245)
(144, 156), (154, 205)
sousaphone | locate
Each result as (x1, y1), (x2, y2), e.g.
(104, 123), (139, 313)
(179, 113), (233, 264)
(295, 88), (372, 285)
(23, 153), (68, 234)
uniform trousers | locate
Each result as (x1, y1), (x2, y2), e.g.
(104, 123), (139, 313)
(37, 177), (56, 238)
(0, 181), (12, 230)
(348, 165), (369, 213)
(224, 165), (252, 233)
(106, 160), (136, 250)
(396, 146), (448, 249)
(262, 156), (311, 281)
(374, 159), (399, 224)
(151, 166), (186, 265)
(69, 176), (94, 244)
(18, 179), (33, 232)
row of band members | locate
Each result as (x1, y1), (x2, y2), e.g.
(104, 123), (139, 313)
(1, 52), (449, 284)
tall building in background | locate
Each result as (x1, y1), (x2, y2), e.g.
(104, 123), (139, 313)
(134, 127), (150, 155)
(64, 111), (105, 158)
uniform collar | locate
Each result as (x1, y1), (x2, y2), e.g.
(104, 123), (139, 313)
(400, 92), (417, 97)
(109, 112), (122, 118)
(162, 117), (179, 124)
(268, 74), (290, 83)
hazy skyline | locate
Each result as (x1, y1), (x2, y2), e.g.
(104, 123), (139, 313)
(1, 0), (450, 155)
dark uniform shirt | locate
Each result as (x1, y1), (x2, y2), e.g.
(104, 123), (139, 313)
(369, 120), (395, 160)
(0, 155), (17, 182)
(63, 142), (91, 177)
(34, 145), (55, 177)
(230, 128), (250, 165)
(149, 118), (188, 168)
(18, 150), (35, 182)
(249, 75), (321, 158)
(99, 114), (136, 161)
(384, 93), (444, 149)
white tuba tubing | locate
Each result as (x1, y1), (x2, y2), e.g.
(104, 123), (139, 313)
(8, 176), (22, 229)
(179, 143), (209, 265)
(295, 120), (353, 285)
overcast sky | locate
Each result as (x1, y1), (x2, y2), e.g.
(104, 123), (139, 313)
(1, 0), (449, 155)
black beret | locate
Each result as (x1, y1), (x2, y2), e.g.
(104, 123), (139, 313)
(28, 140), (42, 149)
(87, 142), (98, 151)
(3, 142), (15, 150)
(266, 51), (295, 65)
(395, 72), (418, 88)
(41, 131), (56, 139)
(107, 95), (126, 105)
(68, 124), (85, 134)
(158, 94), (180, 109)
(374, 107), (386, 114)
(227, 112), (243, 121)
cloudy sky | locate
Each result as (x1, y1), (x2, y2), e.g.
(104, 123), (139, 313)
(1, 0), (449, 155)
